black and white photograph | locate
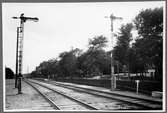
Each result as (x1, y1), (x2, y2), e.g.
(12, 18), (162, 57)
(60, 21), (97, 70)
(2, 1), (165, 112)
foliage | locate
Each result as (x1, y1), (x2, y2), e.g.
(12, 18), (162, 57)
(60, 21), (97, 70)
(58, 50), (78, 79)
(31, 7), (163, 82)
(133, 7), (163, 80)
(31, 35), (110, 79)
(6, 67), (14, 79)
(88, 35), (108, 50)
(134, 7), (163, 37)
(113, 23), (133, 72)
(112, 7), (163, 81)
(77, 36), (110, 77)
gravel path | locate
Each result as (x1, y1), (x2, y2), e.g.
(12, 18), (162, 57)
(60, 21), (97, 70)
(5, 79), (55, 111)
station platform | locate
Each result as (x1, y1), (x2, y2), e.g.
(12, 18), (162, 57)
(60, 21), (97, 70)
(53, 80), (162, 103)
(5, 79), (54, 111)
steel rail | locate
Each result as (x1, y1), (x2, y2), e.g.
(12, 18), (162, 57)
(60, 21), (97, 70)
(34, 79), (162, 110)
(51, 81), (162, 104)
(26, 79), (98, 110)
(52, 82), (162, 110)
(24, 80), (60, 110)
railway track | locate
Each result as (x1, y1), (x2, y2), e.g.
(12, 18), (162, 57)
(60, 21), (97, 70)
(51, 81), (162, 109)
(25, 80), (98, 110)
(32, 78), (162, 110)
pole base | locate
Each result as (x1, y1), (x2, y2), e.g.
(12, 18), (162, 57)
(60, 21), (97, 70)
(18, 91), (23, 94)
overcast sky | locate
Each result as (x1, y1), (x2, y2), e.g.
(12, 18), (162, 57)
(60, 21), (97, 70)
(2, 2), (164, 73)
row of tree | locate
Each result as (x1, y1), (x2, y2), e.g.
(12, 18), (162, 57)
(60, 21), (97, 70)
(31, 35), (111, 79)
(113, 7), (163, 81)
(31, 7), (163, 81)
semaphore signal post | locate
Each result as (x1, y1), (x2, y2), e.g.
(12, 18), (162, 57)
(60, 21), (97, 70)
(12, 13), (39, 94)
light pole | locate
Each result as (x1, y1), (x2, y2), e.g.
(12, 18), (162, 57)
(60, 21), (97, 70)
(105, 14), (122, 91)
(12, 13), (39, 94)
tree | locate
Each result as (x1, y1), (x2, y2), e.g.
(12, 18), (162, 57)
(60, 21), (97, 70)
(78, 35), (110, 77)
(88, 35), (108, 51)
(31, 36), (110, 79)
(5, 67), (14, 79)
(58, 49), (78, 79)
(113, 23), (133, 75)
(133, 7), (163, 81)
(134, 7), (163, 37)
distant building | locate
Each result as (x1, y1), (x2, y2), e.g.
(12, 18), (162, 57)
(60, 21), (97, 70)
(148, 69), (155, 78)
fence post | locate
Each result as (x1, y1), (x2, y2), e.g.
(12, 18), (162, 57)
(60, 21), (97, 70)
(135, 80), (140, 94)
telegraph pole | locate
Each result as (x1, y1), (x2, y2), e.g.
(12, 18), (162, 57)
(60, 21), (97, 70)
(12, 13), (39, 94)
(105, 14), (122, 91)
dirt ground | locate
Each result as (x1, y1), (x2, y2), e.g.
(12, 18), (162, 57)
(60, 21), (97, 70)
(5, 79), (54, 111)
